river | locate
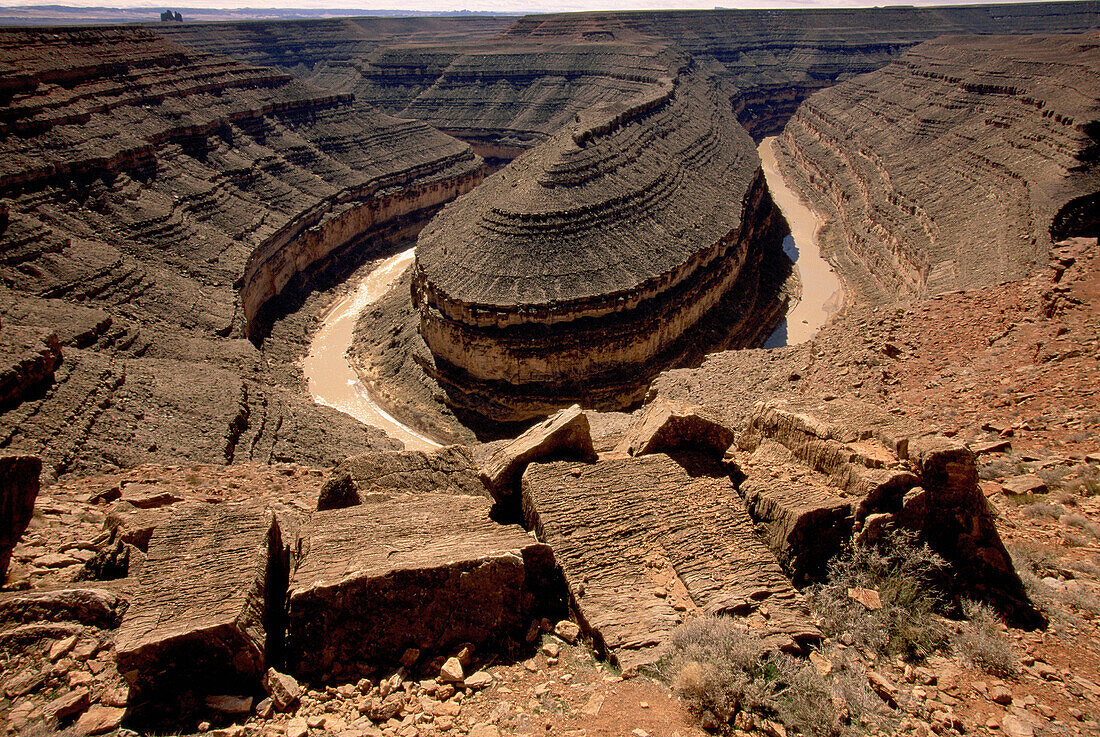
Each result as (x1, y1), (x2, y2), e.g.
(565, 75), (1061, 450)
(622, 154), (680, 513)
(758, 136), (844, 347)
(302, 247), (442, 452)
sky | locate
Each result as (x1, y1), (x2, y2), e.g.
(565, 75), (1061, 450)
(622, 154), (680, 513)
(0, 0), (1070, 11)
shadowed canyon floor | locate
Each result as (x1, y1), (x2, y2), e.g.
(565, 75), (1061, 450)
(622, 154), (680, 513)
(1, 9), (1100, 737)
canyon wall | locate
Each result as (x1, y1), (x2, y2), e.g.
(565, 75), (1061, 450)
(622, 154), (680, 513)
(160, 3), (1100, 152)
(0, 28), (481, 476)
(411, 75), (789, 423)
(775, 33), (1100, 303)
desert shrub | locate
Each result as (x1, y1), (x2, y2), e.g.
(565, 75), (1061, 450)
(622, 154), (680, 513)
(806, 531), (950, 661)
(980, 458), (1015, 481)
(954, 600), (1019, 678)
(1023, 502), (1066, 520)
(1062, 513), (1100, 538)
(659, 618), (893, 736)
(1007, 543), (1099, 622)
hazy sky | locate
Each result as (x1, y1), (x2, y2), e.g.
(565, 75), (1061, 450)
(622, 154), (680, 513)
(0, 0), (1068, 11)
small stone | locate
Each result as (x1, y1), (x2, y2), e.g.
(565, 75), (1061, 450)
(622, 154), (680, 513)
(1001, 475), (1047, 495)
(400, 648), (420, 668)
(205, 694), (253, 716)
(763, 720), (788, 737)
(541, 642), (561, 659)
(554, 620), (580, 644)
(465, 671), (493, 690)
(867, 671), (898, 706)
(265, 668), (301, 711)
(50, 634), (79, 661)
(990, 685), (1013, 705)
(3, 671), (45, 698)
(75, 706), (125, 736)
(809, 651), (833, 676)
(46, 687), (90, 721)
(286, 718), (309, 737)
(1002, 715), (1034, 737)
(847, 587), (883, 611)
(468, 725), (501, 737)
(439, 657), (464, 684)
(255, 697), (275, 719)
(632, 730), (650, 737)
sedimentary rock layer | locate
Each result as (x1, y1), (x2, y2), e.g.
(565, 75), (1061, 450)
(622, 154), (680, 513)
(413, 76), (787, 422)
(522, 453), (821, 674)
(161, 3), (1100, 150)
(0, 28), (481, 475)
(286, 494), (558, 680)
(776, 34), (1100, 302)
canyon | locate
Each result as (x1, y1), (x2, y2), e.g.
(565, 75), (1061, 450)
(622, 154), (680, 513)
(1, 6), (1099, 737)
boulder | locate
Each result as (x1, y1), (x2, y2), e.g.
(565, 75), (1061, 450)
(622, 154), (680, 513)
(479, 405), (596, 499)
(0, 327), (61, 408)
(616, 401), (737, 458)
(521, 453), (819, 675)
(286, 493), (561, 681)
(115, 502), (285, 726)
(0, 587), (126, 628)
(1, 454), (40, 581)
(1001, 474), (1048, 496)
(318, 445), (488, 510)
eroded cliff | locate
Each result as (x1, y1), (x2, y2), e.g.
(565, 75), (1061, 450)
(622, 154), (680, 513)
(0, 28), (482, 477)
(775, 33), (1100, 302)
(410, 74), (789, 424)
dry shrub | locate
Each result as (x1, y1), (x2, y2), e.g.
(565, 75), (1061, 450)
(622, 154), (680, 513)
(1023, 502), (1066, 520)
(806, 531), (950, 661)
(954, 600), (1019, 678)
(1062, 513), (1100, 539)
(659, 619), (892, 736)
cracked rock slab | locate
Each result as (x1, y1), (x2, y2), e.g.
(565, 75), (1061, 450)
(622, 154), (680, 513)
(521, 453), (819, 675)
(286, 493), (559, 681)
(115, 502), (283, 723)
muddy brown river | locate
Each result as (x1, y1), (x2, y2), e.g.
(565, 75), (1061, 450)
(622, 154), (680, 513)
(758, 136), (844, 347)
(302, 247), (441, 451)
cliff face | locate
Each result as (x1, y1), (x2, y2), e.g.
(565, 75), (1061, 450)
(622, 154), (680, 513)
(411, 76), (789, 423)
(0, 28), (482, 476)
(161, 2), (1100, 151)
(776, 33), (1100, 303)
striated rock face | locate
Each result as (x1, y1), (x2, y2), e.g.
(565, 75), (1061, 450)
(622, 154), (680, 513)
(413, 76), (788, 422)
(522, 453), (821, 675)
(161, 4), (1100, 151)
(776, 34), (1100, 302)
(114, 502), (285, 726)
(0, 325), (60, 408)
(317, 445), (489, 510)
(0, 28), (483, 476)
(286, 494), (560, 681)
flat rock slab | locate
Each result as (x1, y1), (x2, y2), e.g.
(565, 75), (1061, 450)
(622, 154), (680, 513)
(115, 502), (282, 722)
(521, 453), (819, 675)
(287, 493), (558, 681)
(479, 405), (596, 499)
(318, 445), (488, 510)
(616, 401), (736, 458)
(1, 454), (40, 580)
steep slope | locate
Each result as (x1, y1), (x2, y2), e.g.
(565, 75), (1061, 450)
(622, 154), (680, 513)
(775, 33), (1100, 302)
(0, 27), (484, 477)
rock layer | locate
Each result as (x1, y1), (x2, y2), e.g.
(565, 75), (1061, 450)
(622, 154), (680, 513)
(413, 76), (788, 422)
(522, 453), (820, 675)
(776, 34), (1100, 302)
(0, 28), (482, 476)
(286, 494), (559, 681)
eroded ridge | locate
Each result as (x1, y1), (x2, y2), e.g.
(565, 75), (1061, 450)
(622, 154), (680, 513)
(775, 33), (1100, 302)
(412, 75), (788, 423)
(0, 28), (482, 475)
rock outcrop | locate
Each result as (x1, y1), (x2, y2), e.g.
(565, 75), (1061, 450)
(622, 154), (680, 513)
(115, 503), (285, 725)
(478, 405), (596, 500)
(736, 398), (1040, 626)
(776, 34), (1100, 302)
(0, 28), (483, 477)
(615, 400), (736, 458)
(413, 76), (788, 422)
(317, 445), (488, 510)
(1, 455), (40, 581)
(522, 453), (821, 675)
(286, 494), (560, 681)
